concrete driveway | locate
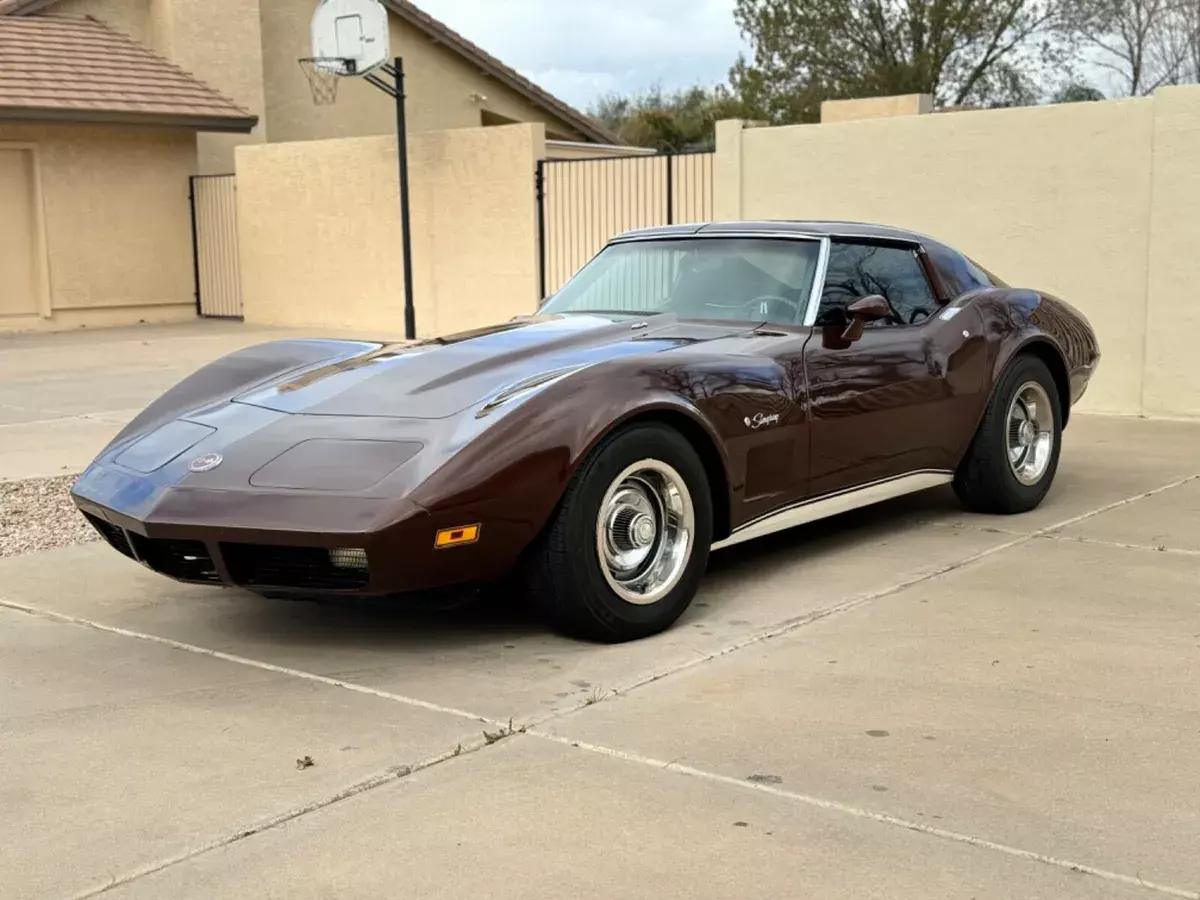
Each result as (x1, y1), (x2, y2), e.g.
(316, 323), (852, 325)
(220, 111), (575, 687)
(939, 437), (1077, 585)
(0, 321), (392, 482)
(1, 323), (1198, 899)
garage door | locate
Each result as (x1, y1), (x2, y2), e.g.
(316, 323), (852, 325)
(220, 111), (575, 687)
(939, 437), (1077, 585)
(0, 148), (41, 319)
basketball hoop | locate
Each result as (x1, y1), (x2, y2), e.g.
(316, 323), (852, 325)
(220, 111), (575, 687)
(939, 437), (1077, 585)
(299, 57), (356, 105)
(302, 0), (390, 104)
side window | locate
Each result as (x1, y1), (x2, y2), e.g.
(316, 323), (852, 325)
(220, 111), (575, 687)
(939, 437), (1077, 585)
(816, 242), (937, 327)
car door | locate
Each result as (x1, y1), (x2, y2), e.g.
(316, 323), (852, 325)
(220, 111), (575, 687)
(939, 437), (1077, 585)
(803, 238), (985, 497)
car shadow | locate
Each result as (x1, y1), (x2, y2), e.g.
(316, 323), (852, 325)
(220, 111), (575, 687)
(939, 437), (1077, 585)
(198, 486), (964, 651)
(704, 485), (960, 578)
(209, 584), (550, 651)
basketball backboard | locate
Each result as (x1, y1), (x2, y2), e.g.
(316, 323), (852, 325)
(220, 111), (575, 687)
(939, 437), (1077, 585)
(310, 0), (390, 75)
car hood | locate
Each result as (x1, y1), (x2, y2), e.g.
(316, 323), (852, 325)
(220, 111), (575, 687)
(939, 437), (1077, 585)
(232, 314), (752, 419)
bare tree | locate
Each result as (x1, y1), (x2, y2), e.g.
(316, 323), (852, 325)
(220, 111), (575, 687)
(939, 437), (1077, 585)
(1188, 0), (1200, 80)
(1068, 0), (1197, 94)
(1155, 0), (1200, 83)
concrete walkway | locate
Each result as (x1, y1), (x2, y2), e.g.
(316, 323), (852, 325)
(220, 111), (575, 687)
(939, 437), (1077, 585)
(1, 406), (1198, 899)
(0, 321), (391, 481)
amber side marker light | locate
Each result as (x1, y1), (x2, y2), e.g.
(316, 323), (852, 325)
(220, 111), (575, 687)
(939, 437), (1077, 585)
(435, 524), (480, 548)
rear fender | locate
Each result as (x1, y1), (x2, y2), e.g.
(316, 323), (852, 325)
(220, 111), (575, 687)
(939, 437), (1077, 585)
(962, 291), (1073, 445)
(992, 333), (1071, 421)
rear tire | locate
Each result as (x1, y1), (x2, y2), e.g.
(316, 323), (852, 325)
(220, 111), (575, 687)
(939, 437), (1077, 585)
(954, 354), (1062, 514)
(524, 423), (713, 642)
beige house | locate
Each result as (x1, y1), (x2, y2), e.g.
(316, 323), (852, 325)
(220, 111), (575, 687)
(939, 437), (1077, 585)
(0, 0), (622, 173)
(0, 0), (623, 333)
(0, 15), (254, 332)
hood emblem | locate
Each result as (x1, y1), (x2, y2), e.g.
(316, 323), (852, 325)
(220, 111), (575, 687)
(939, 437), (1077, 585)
(744, 413), (781, 430)
(188, 452), (224, 473)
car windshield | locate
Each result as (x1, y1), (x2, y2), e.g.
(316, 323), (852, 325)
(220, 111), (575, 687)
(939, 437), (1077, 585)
(539, 237), (822, 327)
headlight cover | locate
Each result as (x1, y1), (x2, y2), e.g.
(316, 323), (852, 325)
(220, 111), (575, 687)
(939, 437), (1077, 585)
(249, 439), (421, 491)
(114, 420), (216, 473)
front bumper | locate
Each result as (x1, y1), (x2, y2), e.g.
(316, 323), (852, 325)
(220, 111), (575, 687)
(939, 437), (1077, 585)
(72, 464), (500, 597)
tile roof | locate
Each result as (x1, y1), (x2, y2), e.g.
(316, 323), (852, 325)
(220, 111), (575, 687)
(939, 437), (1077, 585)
(0, 15), (257, 131)
(0, 0), (619, 144)
(0, 1), (55, 14)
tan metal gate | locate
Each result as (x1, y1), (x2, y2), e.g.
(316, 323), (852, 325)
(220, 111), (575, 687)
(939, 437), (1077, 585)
(536, 151), (714, 298)
(189, 174), (243, 318)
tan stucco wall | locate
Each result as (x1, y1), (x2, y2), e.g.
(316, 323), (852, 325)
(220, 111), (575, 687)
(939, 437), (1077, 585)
(259, 0), (586, 146)
(236, 123), (544, 338)
(152, 0), (269, 173)
(820, 94), (933, 123)
(0, 123), (198, 334)
(52, 0), (153, 45)
(44, 0), (267, 174)
(714, 90), (1200, 417)
(1143, 87), (1200, 417)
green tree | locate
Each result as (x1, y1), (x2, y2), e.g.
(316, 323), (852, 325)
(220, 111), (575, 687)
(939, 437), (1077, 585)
(1050, 81), (1107, 101)
(730, 0), (1085, 123)
(590, 86), (747, 152)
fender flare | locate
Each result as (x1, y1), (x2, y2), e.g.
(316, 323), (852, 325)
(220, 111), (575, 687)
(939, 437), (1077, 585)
(990, 332), (1073, 427)
(575, 396), (734, 541)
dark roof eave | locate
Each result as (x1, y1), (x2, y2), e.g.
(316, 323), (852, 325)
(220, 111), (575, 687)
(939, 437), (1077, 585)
(0, 106), (258, 132)
(381, 0), (622, 146)
(612, 220), (945, 247)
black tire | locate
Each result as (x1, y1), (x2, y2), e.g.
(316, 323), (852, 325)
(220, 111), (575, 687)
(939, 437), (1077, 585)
(954, 354), (1063, 514)
(524, 423), (713, 642)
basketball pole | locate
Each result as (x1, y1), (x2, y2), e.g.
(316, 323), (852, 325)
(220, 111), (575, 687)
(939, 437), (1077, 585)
(360, 57), (415, 340)
(393, 57), (416, 341)
(308, 3), (412, 335)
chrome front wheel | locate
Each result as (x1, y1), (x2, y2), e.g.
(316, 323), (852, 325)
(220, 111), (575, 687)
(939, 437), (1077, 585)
(1006, 381), (1054, 485)
(524, 423), (713, 642)
(596, 459), (695, 605)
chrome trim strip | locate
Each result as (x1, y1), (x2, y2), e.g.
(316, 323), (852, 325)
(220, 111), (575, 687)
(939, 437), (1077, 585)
(609, 231), (824, 244)
(710, 470), (954, 551)
(802, 237), (831, 327)
(609, 229), (925, 246)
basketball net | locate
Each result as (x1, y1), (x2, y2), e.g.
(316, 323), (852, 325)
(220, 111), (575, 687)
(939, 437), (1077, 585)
(298, 57), (355, 105)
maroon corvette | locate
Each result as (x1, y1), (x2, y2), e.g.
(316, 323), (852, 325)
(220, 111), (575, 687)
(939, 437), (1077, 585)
(73, 221), (1099, 641)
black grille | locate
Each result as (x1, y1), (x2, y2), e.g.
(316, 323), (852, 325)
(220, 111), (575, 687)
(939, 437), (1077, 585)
(220, 543), (370, 591)
(84, 513), (135, 559)
(128, 534), (221, 584)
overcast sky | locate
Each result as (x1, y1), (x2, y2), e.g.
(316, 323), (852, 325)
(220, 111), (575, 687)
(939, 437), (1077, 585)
(413, 0), (747, 112)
